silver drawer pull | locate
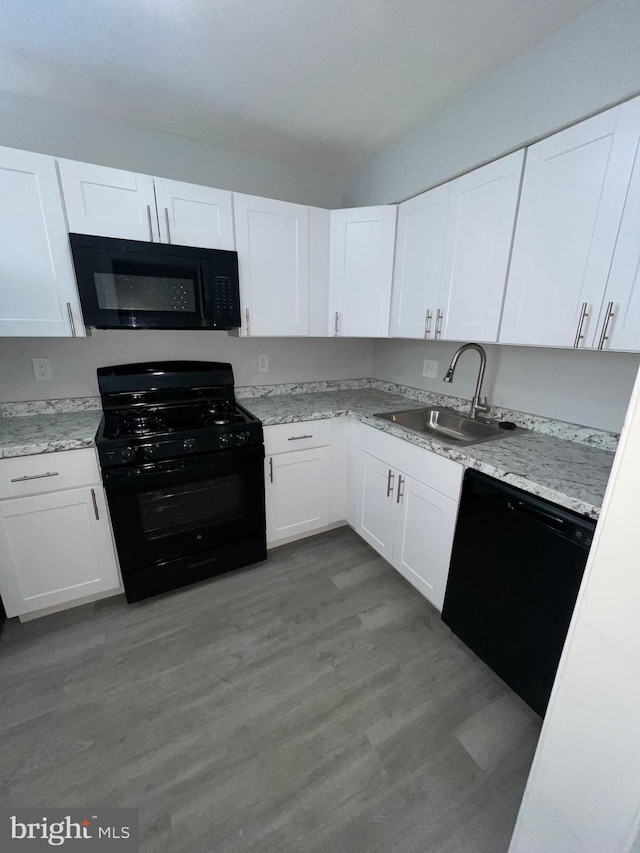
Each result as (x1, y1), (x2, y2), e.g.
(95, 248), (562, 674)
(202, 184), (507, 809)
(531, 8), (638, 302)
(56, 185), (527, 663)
(573, 302), (589, 347)
(91, 488), (100, 520)
(11, 471), (60, 482)
(288, 435), (313, 441)
(386, 468), (395, 497)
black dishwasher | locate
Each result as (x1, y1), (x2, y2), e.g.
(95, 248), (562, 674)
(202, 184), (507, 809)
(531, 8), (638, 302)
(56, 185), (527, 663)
(441, 469), (595, 717)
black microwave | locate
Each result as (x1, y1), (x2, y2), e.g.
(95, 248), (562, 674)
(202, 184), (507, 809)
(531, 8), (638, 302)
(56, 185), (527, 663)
(69, 233), (241, 330)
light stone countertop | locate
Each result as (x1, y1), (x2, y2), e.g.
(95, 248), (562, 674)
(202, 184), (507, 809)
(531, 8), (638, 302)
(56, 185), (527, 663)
(240, 389), (614, 519)
(0, 411), (102, 458)
(0, 389), (614, 518)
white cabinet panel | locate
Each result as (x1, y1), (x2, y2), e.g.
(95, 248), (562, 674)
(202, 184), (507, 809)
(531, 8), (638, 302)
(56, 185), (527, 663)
(234, 193), (310, 336)
(58, 159), (158, 241)
(390, 184), (449, 339)
(392, 475), (458, 611)
(440, 151), (524, 342)
(355, 451), (397, 561)
(500, 98), (640, 348)
(154, 178), (235, 249)
(0, 485), (120, 617)
(330, 206), (397, 337)
(266, 446), (330, 543)
(0, 147), (83, 337)
(596, 145), (640, 351)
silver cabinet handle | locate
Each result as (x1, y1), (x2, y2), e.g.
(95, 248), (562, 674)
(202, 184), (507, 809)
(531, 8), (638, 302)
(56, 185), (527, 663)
(269, 457), (273, 483)
(288, 435), (313, 441)
(386, 469), (395, 497)
(66, 302), (77, 337)
(424, 309), (432, 339)
(396, 474), (405, 504)
(597, 301), (615, 350)
(11, 471), (59, 483)
(164, 208), (172, 244)
(245, 308), (250, 336)
(573, 302), (589, 347)
(334, 311), (340, 336)
(91, 488), (100, 521)
(146, 205), (154, 241)
(435, 309), (444, 339)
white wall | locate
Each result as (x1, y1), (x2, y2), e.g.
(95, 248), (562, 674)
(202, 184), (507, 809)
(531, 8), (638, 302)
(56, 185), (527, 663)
(510, 363), (640, 852)
(372, 339), (640, 433)
(342, 0), (640, 206)
(0, 333), (374, 401)
(0, 91), (340, 209)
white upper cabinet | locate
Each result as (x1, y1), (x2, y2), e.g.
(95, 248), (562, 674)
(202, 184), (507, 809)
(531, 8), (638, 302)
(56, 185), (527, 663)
(439, 150), (524, 342)
(500, 97), (640, 348)
(390, 184), (449, 339)
(329, 206), (397, 337)
(58, 159), (159, 241)
(233, 193), (310, 336)
(390, 152), (523, 343)
(154, 178), (234, 249)
(595, 144), (640, 351)
(0, 146), (84, 337)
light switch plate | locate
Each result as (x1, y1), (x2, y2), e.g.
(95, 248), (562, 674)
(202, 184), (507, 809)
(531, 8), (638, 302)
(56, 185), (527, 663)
(258, 355), (269, 373)
(422, 359), (438, 379)
(32, 358), (52, 381)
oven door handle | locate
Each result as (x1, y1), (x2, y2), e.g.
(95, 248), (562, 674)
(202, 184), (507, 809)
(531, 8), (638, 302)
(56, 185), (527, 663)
(102, 446), (264, 484)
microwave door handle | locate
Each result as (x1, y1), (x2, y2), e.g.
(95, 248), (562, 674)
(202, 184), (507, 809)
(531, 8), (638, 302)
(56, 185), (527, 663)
(199, 262), (210, 325)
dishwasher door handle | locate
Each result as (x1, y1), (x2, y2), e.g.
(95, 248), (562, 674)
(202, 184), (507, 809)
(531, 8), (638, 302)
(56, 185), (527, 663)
(507, 498), (567, 533)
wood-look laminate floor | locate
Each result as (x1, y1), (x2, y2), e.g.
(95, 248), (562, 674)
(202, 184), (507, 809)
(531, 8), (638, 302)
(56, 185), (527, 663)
(0, 527), (541, 852)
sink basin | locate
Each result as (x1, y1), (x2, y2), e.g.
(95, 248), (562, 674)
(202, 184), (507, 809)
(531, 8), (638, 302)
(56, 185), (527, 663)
(374, 407), (515, 446)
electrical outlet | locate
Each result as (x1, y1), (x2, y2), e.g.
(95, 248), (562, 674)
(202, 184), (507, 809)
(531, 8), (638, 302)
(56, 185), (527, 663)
(258, 355), (269, 373)
(422, 359), (438, 379)
(32, 357), (52, 381)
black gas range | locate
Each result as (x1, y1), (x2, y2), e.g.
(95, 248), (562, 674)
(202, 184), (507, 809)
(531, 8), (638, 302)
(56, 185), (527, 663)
(96, 361), (267, 603)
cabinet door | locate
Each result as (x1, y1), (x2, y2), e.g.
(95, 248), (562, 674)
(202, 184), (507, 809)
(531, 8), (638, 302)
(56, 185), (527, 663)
(233, 193), (309, 336)
(265, 447), (330, 543)
(0, 486), (120, 617)
(0, 147), (83, 337)
(330, 206), (397, 337)
(440, 151), (524, 343)
(390, 184), (449, 339)
(596, 145), (640, 351)
(392, 475), (458, 612)
(500, 98), (640, 347)
(58, 159), (159, 241)
(353, 451), (397, 561)
(154, 178), (235, 249)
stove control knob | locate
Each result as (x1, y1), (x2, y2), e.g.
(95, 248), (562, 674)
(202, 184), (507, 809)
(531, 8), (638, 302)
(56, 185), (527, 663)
(141, 445), (155, 461)
(121, 446), (135, 463)
(219, 434), (230, 447)
(183, 438), (196, 452)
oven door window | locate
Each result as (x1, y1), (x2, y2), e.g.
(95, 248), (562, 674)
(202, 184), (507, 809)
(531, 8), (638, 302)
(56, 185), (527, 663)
(139, 474), (242, 539)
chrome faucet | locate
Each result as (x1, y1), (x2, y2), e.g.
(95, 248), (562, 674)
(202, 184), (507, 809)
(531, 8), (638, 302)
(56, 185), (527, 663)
(443, 343), (491, 419)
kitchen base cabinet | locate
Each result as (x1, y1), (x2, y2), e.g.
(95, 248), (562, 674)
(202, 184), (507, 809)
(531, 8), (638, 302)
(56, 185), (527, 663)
(0, 449), (121, 618)
(264, 418), (346, 547)
(348, 422), (463, 611)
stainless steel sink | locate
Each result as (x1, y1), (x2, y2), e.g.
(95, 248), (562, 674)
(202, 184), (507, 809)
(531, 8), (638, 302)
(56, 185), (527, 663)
(374, 407), (516, 446)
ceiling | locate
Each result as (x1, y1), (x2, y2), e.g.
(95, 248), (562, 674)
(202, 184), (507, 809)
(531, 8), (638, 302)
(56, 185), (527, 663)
(1, 0), (598, 175)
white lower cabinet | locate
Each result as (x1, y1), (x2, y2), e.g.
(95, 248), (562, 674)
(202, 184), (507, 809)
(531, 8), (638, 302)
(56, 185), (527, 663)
(264, 418), (346, 546)
(348, 422), (463, 611)
(0, 450), (121, 618)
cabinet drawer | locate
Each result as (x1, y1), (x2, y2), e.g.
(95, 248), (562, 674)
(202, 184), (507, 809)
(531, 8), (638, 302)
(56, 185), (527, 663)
(264, 419), (334, 455)
(0, 449), (100, 499)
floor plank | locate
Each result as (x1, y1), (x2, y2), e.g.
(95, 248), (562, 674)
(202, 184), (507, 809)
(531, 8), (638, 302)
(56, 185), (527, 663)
(0, 527), (541, 852)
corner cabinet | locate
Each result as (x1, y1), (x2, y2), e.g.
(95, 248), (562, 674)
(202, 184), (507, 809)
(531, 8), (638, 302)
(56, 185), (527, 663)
(347, 422), (462, 611)
(263, 418), (346, 546)
(390, 151), (523, 343)
(0, 146), (84, 337)
(500, 97), (640, 348)
(329, 206), (397, 337)
(57, 159), (235, 249)
(0, 450), (121, 618)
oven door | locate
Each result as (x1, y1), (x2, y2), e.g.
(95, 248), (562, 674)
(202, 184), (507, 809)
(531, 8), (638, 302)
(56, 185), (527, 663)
(103, 445), (265, 573)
